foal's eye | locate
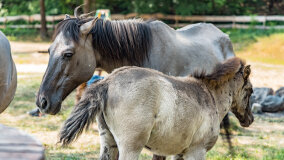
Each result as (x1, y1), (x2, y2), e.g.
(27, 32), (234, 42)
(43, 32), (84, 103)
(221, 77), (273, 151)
(246, 88), (253, 95)
(63, 52), (73, 58)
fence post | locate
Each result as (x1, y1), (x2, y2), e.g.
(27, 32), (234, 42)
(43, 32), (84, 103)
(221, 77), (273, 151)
(52, 16), (55, 30)
(232, 15), (236, 29)
(3, 17), (6, 29)
(263, 15), (266, 28)
(175, 15), (179, 28)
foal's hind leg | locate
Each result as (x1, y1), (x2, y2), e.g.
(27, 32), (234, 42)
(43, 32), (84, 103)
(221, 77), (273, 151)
(183, 146), (206, 160)
(172, 154), (184, 160)
(108, 109), (155, 160)
(115, 126), (151, 160)
(97, 114), (118, 160)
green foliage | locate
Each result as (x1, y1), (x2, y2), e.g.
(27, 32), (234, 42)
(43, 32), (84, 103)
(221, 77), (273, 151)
(0, 0), (82, 16)
(1, 0), (284, 16)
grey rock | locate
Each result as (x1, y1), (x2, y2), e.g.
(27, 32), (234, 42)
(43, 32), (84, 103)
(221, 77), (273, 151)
(251, 103), (262, 114)
(261, 95), (284, 112)
(275, 87), (284, 97)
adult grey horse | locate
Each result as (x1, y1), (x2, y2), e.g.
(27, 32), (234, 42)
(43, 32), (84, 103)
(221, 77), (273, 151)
(0, 31), (17, 113)
(36, 13), (235, 159)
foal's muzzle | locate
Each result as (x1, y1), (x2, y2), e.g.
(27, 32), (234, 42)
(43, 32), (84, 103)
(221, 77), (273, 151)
(240, 114), (254, 127)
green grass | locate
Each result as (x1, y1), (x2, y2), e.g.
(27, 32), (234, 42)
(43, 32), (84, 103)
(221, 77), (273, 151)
(222, 28), (284, 51)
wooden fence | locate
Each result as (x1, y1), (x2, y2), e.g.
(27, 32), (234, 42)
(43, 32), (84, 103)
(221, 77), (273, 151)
(1, 13), (284, 29)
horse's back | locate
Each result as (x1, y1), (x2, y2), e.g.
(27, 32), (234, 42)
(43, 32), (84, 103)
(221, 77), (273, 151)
(177, 23), (235, 60)
(177, 23), (223, 37)
(146, 22), (235, 77)
(0, 31), (17, 113)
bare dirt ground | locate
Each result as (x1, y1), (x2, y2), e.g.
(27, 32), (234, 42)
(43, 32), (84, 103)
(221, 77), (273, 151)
(249, 61), (284, 91)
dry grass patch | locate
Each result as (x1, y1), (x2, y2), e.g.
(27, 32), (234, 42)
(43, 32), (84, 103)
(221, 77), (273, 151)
(236, 33), (284, 65)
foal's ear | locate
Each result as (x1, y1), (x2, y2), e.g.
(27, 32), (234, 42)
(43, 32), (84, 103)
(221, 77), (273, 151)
(243, 65), (251, 79)
(80, 18), (97, 35)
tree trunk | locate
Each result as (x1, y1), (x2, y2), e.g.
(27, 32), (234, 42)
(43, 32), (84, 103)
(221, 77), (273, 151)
(40, 0), (48, 39)
(268, 0), (274, 14)
(84, 0), (90, 13)
(212, 0), (216, 12)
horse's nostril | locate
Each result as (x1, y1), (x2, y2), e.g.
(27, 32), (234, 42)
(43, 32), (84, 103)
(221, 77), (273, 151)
(41, 97), (48, 110)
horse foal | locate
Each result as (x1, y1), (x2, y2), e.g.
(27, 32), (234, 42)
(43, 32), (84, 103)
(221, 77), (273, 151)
(59, 57), (254, 160)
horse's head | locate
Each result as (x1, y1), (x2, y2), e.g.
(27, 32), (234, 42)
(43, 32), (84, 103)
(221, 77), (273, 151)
(231, 63), (254, 127)
(36, 15), (98, 115)
(36, 8), (151, 114)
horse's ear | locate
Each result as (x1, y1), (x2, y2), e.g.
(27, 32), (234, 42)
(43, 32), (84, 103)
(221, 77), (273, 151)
(64, 14), (71, 20)
(80, 18), (97, 35)
(243, 65), (251, 79)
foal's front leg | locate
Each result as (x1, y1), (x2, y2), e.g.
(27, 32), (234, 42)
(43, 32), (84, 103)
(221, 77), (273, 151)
(96, 114), (118, 160)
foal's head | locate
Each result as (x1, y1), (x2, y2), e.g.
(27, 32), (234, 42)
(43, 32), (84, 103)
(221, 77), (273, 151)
(195, 57), (254, 127)
(230, 61), (254, 127)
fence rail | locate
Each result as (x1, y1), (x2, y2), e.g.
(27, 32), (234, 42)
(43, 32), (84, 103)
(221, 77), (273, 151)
(1, 13), (284, 29)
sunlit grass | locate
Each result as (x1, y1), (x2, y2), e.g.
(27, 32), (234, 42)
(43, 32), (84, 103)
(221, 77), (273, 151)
(236, 33), (284, 65)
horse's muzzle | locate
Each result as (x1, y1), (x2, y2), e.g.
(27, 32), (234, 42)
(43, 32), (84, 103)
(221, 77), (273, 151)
(36, 94), (60, 115)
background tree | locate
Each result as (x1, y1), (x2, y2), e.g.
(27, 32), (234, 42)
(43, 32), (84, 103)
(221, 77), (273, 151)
(1, 0), (284, 17)
(40, 0), (48, 39)
(84, 0), (90, 13)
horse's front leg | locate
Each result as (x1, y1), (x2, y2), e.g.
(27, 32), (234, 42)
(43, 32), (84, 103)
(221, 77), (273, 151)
(96, 114), (118, 160)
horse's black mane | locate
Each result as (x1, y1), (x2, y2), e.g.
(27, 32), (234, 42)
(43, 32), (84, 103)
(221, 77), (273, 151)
(54, 18), (152, 66)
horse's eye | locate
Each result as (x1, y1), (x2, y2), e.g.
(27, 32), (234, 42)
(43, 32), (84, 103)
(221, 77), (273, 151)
(64, 52), (73, 58)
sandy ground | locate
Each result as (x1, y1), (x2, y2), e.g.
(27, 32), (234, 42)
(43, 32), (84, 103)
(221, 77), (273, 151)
(10, 41), (50, 54)
(249, 62), (284, 91)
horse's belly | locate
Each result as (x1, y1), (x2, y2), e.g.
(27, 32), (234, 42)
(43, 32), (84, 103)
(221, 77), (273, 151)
(145, 125), (195, 155)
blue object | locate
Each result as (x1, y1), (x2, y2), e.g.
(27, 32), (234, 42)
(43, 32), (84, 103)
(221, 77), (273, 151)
(87, 75), (104, 87)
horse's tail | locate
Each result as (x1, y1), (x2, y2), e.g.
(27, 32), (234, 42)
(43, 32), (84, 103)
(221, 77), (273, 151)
(59, 82), (108, 146)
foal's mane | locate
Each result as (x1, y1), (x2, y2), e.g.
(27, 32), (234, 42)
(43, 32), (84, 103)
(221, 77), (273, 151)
(54, 17), (152, 66)
(194, 57), (245, 88)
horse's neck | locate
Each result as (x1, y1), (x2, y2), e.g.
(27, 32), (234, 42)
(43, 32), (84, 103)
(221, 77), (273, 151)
(94, 52), (133, 73)
(210, 82), (234, 122)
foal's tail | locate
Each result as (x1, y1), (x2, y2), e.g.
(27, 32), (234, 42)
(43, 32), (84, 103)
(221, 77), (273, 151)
(59, 82), (108, 146)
